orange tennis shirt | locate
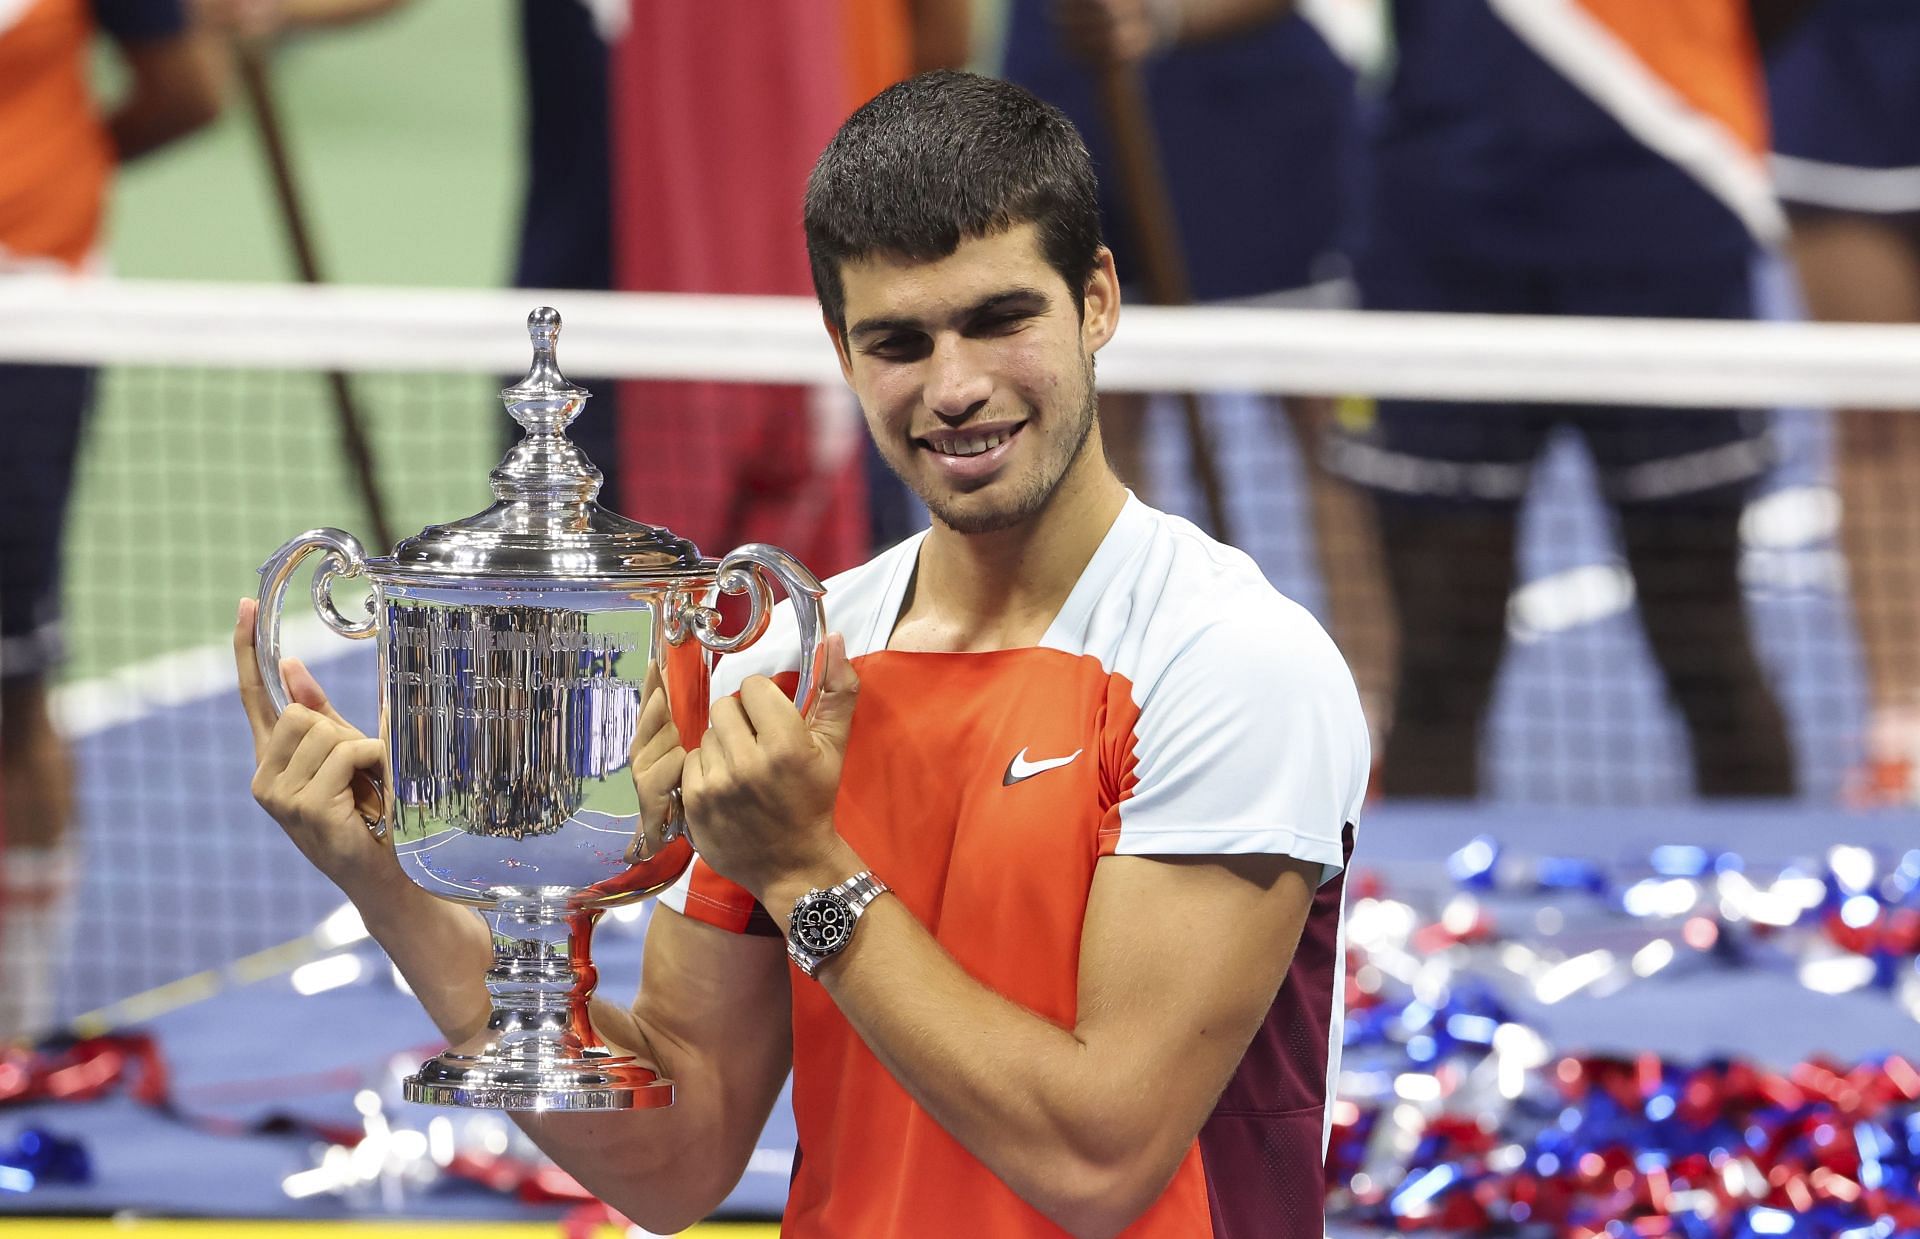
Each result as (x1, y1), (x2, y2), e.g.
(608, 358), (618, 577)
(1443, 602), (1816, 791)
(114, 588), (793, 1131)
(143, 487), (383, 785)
(662, 498), (1371, 1238)
(0, 0), (115, 272)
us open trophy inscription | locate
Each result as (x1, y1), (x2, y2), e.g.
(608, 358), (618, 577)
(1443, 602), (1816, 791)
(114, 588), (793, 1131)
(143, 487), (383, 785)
(253, 308), (825, 1110)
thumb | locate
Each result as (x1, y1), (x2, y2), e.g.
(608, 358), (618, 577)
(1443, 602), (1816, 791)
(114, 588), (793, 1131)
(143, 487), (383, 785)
(807, 634), (860, 753)
(282, 657), (355, 730)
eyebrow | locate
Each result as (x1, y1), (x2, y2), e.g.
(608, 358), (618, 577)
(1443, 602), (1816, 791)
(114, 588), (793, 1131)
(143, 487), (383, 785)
(847, 286), (1051, 342)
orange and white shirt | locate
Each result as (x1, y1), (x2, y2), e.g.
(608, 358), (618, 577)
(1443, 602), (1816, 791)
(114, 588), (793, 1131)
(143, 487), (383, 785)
(663, 497), (1370, 1238)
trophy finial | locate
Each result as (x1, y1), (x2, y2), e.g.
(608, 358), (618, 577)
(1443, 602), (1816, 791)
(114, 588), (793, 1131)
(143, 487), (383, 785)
(503, 306), (585, 425)
(494, 306), (598, 503)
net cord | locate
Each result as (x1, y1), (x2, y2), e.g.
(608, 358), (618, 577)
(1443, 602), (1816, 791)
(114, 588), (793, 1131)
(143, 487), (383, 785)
(6, 275), (1920, 409)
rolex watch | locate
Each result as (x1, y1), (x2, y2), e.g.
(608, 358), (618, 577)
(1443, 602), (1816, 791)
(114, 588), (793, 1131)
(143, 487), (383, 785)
(787, 871), (890, 978)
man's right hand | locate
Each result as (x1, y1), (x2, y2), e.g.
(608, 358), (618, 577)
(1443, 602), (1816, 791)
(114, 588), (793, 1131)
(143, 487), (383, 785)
(234, 597), (391, 891)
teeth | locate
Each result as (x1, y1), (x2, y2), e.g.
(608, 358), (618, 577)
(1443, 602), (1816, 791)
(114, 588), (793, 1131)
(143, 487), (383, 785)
(942, 431), (1009, 457)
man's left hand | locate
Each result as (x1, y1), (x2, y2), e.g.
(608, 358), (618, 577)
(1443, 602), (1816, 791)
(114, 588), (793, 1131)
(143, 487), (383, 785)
(682, 634), (861, 902)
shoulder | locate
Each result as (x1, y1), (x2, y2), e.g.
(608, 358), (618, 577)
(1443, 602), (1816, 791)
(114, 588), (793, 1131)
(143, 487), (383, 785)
(1069, 503), (1352, 709)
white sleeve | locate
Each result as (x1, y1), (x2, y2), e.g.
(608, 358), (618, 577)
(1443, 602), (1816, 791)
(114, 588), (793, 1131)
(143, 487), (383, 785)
(1108, 605), (1369, 883)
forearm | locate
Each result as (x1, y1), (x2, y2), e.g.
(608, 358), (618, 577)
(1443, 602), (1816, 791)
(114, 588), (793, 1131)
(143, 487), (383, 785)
(109, 35), (226, 160)
(346, 865), (494, 1046)
(766, 857), (1177, 1237)
(510, 1019), (764, 1236)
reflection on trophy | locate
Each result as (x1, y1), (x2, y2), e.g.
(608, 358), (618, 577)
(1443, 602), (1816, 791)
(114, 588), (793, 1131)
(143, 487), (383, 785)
(253, 308), (826, 1110)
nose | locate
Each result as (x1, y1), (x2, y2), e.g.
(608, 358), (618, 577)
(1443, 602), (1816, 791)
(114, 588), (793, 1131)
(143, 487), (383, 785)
(923, 335), (992, 424)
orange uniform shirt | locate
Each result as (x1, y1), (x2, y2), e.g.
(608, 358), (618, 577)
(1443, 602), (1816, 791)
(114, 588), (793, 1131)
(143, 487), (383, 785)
(0, 0), (115, 272)
(663, 499), (1371, 1237)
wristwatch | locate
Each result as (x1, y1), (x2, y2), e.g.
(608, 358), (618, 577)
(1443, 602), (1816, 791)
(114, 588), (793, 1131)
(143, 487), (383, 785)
(787, 871), (890, 978)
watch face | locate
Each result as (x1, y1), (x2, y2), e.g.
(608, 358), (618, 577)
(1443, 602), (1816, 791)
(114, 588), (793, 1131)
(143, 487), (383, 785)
(794, 892), (855, 956)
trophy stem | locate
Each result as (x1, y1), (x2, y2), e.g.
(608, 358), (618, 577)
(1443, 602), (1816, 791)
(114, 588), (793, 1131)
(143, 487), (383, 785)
(402, 901), (673, 1111)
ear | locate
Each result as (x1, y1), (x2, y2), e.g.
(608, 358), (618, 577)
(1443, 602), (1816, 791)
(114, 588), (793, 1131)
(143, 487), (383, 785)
(823, 312), (855, 386)
(1081, 247), (1121, 356)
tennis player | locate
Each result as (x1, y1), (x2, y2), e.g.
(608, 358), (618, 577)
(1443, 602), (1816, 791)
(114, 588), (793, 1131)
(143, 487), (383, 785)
(236, 71), (1368, 1238)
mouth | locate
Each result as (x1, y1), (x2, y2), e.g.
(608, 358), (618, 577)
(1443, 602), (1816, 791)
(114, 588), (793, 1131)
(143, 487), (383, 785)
(914, 421), (1027, 486)
(916, 421), (1026, 459)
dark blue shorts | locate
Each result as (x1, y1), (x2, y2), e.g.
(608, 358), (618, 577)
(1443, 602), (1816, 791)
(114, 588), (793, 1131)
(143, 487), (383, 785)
(1000, 6), (1360, 302)
(1768, 0), (1920, 215)
(1329, 251), (1772, 509)
(1, 364), (93, 680)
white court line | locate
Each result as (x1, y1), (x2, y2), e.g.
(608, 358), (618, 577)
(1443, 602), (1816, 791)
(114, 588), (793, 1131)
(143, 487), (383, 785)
(51, 612), (371, 739)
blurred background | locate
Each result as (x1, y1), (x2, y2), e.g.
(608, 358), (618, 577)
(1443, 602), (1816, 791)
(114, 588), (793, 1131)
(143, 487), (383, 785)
(3, 0), (1919, 1235)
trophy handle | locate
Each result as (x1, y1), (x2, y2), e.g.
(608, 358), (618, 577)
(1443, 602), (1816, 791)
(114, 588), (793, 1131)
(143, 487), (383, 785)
(255, 528), (385, 837)
(679, 543), (829, 718)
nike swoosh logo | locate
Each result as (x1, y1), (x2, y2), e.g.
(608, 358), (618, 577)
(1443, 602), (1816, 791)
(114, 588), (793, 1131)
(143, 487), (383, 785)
(1003, 747), (1083, 786)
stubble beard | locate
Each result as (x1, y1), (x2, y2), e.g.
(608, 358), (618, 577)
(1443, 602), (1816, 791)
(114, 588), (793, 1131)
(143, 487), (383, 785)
(908, 357), (1099, 536)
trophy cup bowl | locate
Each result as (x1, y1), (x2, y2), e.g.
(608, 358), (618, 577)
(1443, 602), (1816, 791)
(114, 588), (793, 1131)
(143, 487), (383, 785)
(252, 308), (826, 1110)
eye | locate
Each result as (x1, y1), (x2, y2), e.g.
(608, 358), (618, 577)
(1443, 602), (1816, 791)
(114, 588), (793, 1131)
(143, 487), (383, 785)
(864, 334), (929, 361)
(973, 313), (1032, 336)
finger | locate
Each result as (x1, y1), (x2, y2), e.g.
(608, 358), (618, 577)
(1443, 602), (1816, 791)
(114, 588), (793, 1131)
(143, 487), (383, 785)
(257, 704), (322, 781)
(637, 747), (687, 822)
(283, 658), (357, 731)
(233, 597), (275, 756)
(738, 675), (804, 753)
(631, 687), (681, 769)
(679, 746), (708, 831)
(706, 695), (757, 768)
(807, 634), (862, 756)
(628, 746), (687, 862)
(279, 716), (346, 792)
(310, 739), (389, 819)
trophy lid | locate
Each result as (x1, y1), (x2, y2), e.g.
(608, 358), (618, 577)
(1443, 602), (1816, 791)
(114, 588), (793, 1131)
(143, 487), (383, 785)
(382, 308), (706, 579)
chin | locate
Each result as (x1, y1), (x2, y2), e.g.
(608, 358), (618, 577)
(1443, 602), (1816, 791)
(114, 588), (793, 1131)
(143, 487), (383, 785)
(924, 479), (1054, 535)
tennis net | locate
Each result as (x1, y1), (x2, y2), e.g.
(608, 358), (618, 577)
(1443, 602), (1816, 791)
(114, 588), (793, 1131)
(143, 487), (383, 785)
(2, 274), (1916, 1021)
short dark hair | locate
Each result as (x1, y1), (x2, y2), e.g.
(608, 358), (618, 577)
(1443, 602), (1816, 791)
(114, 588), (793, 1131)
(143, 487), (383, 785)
(803, 71), (1103, 332)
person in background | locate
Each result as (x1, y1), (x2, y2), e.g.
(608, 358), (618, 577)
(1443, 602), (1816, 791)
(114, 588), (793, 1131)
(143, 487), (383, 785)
(0, 0), (225, 1042)
(1768, 0), (1920, 805)
(202, 0), (970, 579)
(1003, 0), (1399, 758)
(1073, 0), (1808, 800)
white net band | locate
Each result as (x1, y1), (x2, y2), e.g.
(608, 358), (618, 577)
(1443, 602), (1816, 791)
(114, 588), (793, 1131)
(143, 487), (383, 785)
(7, 275), (1920, 409)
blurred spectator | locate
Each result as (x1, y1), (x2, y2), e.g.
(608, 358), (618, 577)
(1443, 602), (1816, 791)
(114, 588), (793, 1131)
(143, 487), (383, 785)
(1333, 1), (1803, 799)
(1000, 1), (1397, 746)
(1768, 0), (1920, 805)
(1071, 0), (1803, 798)
(0, 0), (225, 1042)
(207, 0), (968, 576)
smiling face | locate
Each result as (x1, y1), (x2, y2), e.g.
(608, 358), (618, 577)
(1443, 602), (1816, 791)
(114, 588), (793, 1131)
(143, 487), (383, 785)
(833, 222), (1120, 536)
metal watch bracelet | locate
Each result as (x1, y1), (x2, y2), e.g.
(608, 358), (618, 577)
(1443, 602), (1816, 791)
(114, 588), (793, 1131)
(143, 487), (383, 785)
(787, 871), (890, 979)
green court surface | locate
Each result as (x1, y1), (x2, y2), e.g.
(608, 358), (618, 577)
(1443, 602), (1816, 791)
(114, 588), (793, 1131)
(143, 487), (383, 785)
(69, 1), (520, 682)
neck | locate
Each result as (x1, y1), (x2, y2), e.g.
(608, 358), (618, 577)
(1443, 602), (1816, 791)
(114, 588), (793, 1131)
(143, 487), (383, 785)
(900, 441), (1129, 652)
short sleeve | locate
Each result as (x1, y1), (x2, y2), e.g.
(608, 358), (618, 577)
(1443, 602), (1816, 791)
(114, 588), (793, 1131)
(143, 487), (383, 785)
(92, 0), (187, 44)
(657, 625), (803, 935)
(1103, 605), (1369, 883)
(659, 857), (781, 936)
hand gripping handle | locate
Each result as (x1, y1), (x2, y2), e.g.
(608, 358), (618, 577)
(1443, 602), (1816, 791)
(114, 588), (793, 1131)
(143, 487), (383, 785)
(653, 544), (828, 854)
(255, 528), (385, 837)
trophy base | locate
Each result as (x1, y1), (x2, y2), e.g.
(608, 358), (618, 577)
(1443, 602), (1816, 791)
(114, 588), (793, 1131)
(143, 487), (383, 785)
(404, 1050), (674, 1111)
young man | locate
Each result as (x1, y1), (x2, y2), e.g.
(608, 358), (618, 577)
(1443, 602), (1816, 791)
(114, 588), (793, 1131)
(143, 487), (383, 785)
(234, 72), (1368, 1238)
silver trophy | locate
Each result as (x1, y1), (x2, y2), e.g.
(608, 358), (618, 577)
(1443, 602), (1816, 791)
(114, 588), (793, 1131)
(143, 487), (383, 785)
(254, 308), (826, 1111)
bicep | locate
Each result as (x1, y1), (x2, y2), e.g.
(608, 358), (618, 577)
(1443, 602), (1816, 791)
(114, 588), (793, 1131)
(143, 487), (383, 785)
(1074, 853), (1319, 1155)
